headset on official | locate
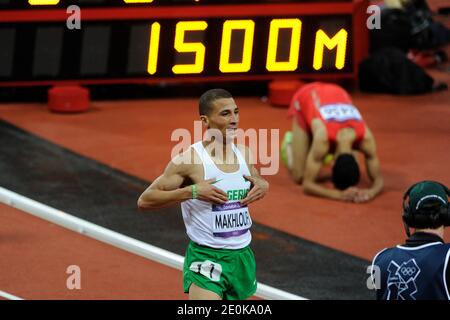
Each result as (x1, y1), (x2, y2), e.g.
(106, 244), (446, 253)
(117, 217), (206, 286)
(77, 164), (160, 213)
(402, 180), (450, 236)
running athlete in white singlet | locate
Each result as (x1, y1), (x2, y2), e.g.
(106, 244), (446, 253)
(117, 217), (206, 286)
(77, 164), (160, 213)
(138, 89), (269, 300)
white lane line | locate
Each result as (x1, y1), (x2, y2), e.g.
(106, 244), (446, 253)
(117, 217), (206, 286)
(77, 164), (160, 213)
(0, 186), (307, 300)
(0, 290), (24, 300)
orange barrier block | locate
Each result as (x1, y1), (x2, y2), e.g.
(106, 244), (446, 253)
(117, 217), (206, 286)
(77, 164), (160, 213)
(268, 80), (304, 107)
(48, 86), (90, 113)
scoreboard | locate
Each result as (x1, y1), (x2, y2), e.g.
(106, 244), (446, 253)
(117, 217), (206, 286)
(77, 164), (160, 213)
(0, 0), (369, 86)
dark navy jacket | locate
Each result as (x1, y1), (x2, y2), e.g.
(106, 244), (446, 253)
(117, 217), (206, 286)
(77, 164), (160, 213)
(371, 232), (450, 300)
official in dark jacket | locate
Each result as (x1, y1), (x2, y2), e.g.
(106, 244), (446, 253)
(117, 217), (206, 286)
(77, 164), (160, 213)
(371, 180), (450, 300)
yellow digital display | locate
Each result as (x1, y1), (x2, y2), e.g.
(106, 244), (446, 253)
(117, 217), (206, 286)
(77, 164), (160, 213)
(313, 28), (348, 70)
(147, 22), (161, 75)
(266, 19), (302, 72)
(143, 19), (350, 76)
(28, 0), (60, 5)
(219, 20), (255, 73)
(172, 21), (208, 74)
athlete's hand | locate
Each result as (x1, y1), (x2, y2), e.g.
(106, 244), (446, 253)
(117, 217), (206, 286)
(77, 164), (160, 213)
(195, 178), (228, 205)
(341, 187), (359, 202)
(341, 187), (372, 203)
(353, 188), (373, 203)
(241, 175), (269, 205)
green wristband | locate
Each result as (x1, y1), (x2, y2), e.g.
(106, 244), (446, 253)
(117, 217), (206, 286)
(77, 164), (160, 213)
(192, 184), (198, 199)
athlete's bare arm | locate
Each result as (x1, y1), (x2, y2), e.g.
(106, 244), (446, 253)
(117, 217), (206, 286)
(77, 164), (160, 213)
(237, 145), (269, 205)
(354, 127), (384, 203)
(137, 149), (228, 210)
(302, 128), (345, 201)
(290, 118), (311, 183)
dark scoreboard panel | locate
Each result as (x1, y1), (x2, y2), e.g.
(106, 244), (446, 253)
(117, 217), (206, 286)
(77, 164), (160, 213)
(0, 0), (368, 86)
(0, 0), (352, 9)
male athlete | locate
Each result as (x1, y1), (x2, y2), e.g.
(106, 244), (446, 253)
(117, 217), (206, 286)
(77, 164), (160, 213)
(281, 82), (383, 203)
(138, 89), (269, 300)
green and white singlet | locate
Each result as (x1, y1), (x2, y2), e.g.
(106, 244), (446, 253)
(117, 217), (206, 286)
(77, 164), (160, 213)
(181, 141), (252, 250)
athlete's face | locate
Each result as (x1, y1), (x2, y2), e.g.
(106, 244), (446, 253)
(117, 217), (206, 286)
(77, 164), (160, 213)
(202, 97), (239, 142)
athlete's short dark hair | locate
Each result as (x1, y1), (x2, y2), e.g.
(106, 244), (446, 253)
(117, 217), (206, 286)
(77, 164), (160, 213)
(199, 89), (233, 116)
(332, 153), (360, 190)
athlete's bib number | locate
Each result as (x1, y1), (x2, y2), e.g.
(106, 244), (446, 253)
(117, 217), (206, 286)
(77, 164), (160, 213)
(212, 202), (252, 238)
(319, 103), (362, 122)
(189, 260), (222, 282)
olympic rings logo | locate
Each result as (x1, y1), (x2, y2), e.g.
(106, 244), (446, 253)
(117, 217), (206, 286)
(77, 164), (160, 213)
(400, 267), (416, 276)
